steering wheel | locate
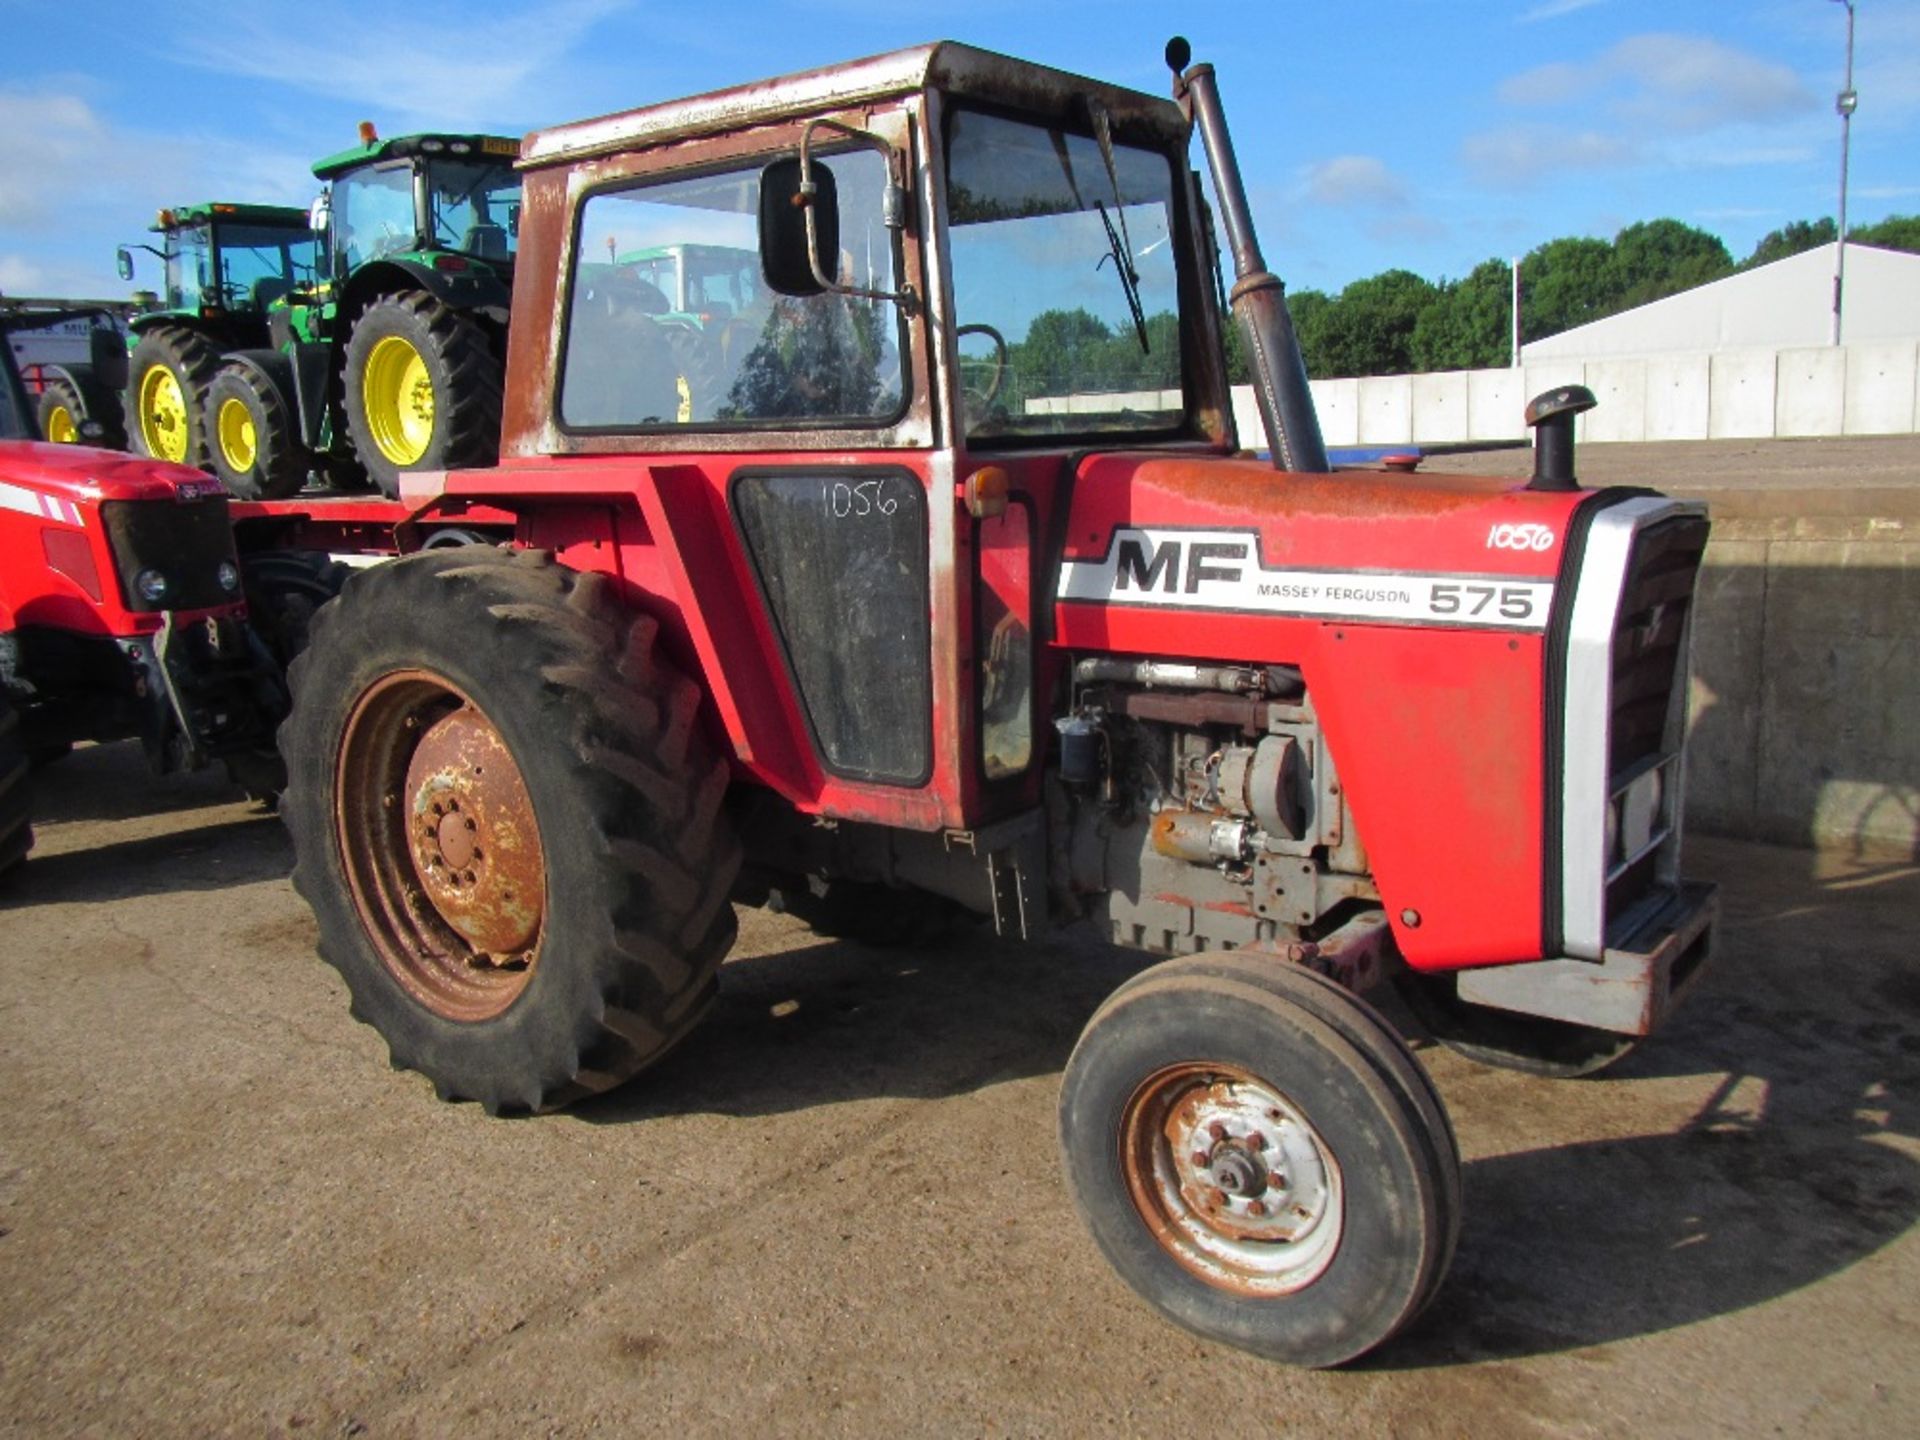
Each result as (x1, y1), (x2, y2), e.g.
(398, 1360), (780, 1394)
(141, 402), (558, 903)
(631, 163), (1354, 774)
(955, 323), (1009, 409)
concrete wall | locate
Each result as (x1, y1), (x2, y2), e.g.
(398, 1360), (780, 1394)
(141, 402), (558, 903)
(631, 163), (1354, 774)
(1686, 495), (1920, 860)
(1258, 339), (1920, 448)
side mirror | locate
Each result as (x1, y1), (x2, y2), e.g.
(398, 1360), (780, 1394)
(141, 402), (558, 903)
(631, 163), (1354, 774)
(506, 203), (521, 239)
(759, 157), (838, 296)
(308, 193), (330, 235)
(115, 247), (134, 283)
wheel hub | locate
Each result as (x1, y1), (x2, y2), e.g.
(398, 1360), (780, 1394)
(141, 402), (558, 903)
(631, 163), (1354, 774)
(1122, 1065), (1344, 1296)
(401, 705), (544, 959)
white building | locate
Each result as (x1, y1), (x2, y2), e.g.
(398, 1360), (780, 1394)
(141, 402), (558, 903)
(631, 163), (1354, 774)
(1522, 242), (1920, 360)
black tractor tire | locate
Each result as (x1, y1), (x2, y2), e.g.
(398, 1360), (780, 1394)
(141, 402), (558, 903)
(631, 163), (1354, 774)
(1394, 969), (1642, 1079)
(1059, 953), (1460, 1368)
(280, 546), (741, 1113)
(207, 364), (310, 499)
(0, 696), (33, 879)
(29, 741), (73, 768)
(343, 292), (502, 499)
(36, 377), (87, 445)
(241, 549), (355, 670)
(127, 325), (220, 470)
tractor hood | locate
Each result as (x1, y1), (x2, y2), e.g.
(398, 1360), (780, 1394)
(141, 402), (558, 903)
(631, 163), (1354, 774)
(1054, 452), (1597, 638)
(0, 440), (228, 508)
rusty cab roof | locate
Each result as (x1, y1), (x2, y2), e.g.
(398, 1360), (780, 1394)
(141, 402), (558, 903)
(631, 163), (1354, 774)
(519, 41), (1189, 170)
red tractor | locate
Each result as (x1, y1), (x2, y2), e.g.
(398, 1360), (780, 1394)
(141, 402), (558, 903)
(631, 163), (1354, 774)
(0, 307), (288, 876)
(275, 41), (1717, 1365)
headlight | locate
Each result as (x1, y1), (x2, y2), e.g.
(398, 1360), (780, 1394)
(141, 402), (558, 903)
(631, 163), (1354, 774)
(135, 568), (169, 604)
(216, 560), (240, 593)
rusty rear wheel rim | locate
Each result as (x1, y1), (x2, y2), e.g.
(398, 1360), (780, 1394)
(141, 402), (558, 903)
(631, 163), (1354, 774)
(1121, 1062), (1344, 1298)
(336, 669), (546, 1022)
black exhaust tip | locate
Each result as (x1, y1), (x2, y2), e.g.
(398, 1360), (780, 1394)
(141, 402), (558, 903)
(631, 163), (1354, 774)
(1525, 384), (1598, 491)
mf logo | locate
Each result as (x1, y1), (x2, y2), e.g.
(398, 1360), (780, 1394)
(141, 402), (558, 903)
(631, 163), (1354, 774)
(1487, 522), (1556, 552)
(1116, 536), (1249, 593)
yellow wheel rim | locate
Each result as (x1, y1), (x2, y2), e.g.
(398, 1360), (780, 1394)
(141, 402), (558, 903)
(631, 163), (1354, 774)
(362, 335), (434, 467)
(45, 403), (78, 444)
(137, 363), (190, 463)
(217, 395), (257, 474)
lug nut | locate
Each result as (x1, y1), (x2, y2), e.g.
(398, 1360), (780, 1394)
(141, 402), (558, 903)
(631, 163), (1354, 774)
(1245, 1131), (1267, 1150)
(1246, 1200), (1267, 1218)
(1191, 1151), (1210, 1169)
(1206, 1121), (1229, 1142)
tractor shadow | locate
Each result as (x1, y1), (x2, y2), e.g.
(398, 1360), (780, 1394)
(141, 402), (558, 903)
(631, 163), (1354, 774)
(585, 836), (1920, 1367)
(1373, 836), (1920, 1367)
(578, 916), (1156, 1120)
(3, 739), (289, 907)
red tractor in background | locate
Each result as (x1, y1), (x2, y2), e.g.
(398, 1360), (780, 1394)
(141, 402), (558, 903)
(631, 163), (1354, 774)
(270, 40), (1717, 1367)
(0, 306), (290, 877)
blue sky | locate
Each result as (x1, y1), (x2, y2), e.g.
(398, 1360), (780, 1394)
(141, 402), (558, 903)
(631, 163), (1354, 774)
(2, 0), (1915, 301)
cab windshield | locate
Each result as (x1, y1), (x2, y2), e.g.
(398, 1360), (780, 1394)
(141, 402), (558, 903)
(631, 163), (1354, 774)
(426, 159), (520, 262)
(214, 223), (318, 310)
(945, 107), (1185, 442)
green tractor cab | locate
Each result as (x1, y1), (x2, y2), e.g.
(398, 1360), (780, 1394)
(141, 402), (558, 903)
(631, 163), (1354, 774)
(118, 204), (318, 469)
(213, 127), (521, 499)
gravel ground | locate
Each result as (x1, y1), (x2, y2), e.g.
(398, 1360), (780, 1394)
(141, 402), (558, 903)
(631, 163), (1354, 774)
(0, 738), (1915, 1438)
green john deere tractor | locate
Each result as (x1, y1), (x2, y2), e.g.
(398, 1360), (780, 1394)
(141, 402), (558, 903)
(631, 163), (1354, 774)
(118, 204), (319, 470)
(202, 127), (521, 499)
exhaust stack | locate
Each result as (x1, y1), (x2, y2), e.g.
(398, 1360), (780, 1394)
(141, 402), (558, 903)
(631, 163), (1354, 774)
(1167, 37), (1329, 474)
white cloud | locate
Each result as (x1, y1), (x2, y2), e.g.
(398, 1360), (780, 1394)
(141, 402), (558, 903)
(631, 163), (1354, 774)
(1519, 0), (1606, 23)
(168, 0), (626, 131)
(1302, 155), (1409, 208)
(1461, 125), (1638, 189)
(1500, 33), (1814, 132)
(0, 86), (312, 235)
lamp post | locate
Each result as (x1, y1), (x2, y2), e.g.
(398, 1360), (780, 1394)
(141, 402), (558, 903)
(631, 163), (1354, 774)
(1832, 0), (1858, 346)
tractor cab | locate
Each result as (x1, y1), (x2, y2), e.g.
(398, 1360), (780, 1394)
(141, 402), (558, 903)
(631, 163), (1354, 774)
(308, 129), (522, 285)
(117, 204), (318, 329)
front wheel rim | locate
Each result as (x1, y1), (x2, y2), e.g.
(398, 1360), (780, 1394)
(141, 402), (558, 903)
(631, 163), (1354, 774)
(1120, 1062), (1344, 1297)
(217, 395), (257, 473)
(336, 670), (547, 1022)
(362, 335), (434, 467)
(137, 364), (189, 462)
(45, 403), (78, 443)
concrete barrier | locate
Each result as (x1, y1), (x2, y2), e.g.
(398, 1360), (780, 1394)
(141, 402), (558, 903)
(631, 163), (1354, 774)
(1687, 494), (1920, 861)
(1277, 339), (1920, 447)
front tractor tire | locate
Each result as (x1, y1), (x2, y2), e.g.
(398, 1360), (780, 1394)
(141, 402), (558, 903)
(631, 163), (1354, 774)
(0, 695), (32, 879)
(208, 364), (310, 499)
(280, 547), (740, 1113)
(343, 292), (502, 499)
(128, 326), (219, 469)
(36, 378), (85, 444)
(1059, 954), (1460, 1368)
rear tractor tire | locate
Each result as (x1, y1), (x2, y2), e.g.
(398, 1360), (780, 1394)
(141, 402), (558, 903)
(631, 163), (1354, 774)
(279, 547), (741, 1113)
(0, 696), (33, 879)
(36, 378), (85, 444)
(343, 292), (502, 499)
(128, 326), (219, 470)
(208, 364), (310, 500)
(1059, 953), (1460, 1368)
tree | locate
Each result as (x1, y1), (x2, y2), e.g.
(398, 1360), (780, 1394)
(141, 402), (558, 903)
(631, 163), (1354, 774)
(1286, 289), (1334, 377)
(1742, 218), (1835, 269)
(1853, 214), (1920, 255)
(1411, 258), (1512, 372)
(1608, 220), (1732, 308)
(1301, 270), (1437, 378)
(1520, 236), (1618, 342)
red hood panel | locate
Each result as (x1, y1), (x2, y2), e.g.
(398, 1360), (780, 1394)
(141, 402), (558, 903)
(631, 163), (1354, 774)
(0, 441), (226, 505)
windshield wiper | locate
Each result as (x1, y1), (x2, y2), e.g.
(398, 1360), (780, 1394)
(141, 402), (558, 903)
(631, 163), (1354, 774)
(1095, 202), (1149, 354)
(1088, 102), (1149, 354)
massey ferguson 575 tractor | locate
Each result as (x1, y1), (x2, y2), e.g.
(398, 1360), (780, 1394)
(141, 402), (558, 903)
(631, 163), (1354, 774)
(278, 40), (1717, 1365)
(0, 308), (287, 876)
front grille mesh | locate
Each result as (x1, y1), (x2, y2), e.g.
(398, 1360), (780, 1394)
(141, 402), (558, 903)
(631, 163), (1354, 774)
(1606, 513), (1708, 926)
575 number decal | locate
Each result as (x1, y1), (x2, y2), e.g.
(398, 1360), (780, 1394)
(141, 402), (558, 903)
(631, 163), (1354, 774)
(1429, 582), (1537, 621)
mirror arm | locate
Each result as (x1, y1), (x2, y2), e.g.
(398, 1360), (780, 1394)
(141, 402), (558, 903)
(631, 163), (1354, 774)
(796, 117), (919, 315)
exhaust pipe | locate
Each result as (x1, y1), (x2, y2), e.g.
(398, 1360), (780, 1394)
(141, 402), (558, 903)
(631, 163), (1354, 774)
(1167, 37), (1329, 474)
